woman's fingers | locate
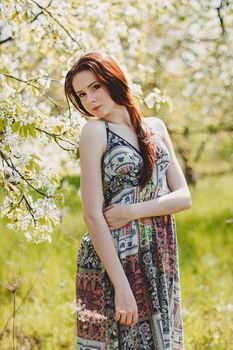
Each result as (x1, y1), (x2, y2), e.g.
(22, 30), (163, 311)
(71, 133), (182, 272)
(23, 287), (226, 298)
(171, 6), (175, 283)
(115, 309), (126, 322)
(120, 312), (127, 324)
(131, 312), (138, 326)
(124, 312), (133, 326)
(103, 204), (114, 212)
(115, 309), (137, 326)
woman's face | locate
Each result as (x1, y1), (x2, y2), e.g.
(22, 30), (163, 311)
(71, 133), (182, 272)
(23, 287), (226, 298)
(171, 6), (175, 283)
(72, 70), (117, 118)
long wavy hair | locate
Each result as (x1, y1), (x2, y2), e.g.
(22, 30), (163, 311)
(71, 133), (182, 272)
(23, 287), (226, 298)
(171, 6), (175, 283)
(64, 51), (155, 189)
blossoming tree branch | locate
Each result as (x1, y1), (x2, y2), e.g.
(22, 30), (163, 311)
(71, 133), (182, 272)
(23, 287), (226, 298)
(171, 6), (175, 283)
(0, 0), (232, 242)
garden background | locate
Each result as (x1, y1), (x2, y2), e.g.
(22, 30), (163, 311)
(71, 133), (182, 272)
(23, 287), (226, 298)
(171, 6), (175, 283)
(0, 1), (232, 349)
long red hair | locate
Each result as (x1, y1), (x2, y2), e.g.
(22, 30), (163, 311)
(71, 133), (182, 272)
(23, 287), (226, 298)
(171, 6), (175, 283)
(64, 51), (155, 189)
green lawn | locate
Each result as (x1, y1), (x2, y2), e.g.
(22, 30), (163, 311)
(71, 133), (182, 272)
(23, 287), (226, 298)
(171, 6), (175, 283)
(0, 175), (232, 349)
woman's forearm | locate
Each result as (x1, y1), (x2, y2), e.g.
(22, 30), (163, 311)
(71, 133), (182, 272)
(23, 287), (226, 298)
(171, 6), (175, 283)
(84, 214), (130, 290)
(130, 188), (192, 220)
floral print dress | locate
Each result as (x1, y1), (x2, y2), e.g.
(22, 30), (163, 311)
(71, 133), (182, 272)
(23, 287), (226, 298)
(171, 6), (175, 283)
(76, 119), (185, 350)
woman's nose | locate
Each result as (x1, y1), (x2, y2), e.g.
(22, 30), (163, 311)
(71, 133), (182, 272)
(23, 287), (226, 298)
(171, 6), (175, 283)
(87, 93), (96, 102)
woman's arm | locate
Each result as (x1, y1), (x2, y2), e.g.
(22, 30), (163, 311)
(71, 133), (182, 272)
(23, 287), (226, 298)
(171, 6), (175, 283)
(129, 117), (192, 220)
(80, 120), (139, 326)
(79, 120), (131, 289)
(103, 118), (192, 228)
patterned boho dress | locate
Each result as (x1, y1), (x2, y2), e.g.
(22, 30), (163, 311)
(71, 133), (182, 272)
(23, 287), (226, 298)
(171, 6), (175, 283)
(76, 119), (185, 350)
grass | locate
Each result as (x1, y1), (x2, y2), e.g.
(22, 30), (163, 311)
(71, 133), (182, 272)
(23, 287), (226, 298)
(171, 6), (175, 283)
(0, 175), (232, 349)
(176, 175), (233, 349)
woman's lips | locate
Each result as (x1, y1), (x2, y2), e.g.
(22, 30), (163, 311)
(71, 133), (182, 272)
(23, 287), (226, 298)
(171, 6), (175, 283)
(92, 105), (102, 112)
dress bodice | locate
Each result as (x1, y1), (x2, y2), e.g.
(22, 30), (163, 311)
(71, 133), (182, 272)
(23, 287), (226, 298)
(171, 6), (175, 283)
(101, 120), (171, 207)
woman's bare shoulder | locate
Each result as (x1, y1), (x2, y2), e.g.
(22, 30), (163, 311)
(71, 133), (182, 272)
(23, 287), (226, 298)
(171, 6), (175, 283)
(144, 116), (165, 139)
(80, 118), (106, 134)
(79, 119), (107, 154)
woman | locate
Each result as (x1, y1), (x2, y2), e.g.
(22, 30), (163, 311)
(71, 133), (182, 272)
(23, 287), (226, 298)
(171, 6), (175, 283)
(64, 51), (191, 350)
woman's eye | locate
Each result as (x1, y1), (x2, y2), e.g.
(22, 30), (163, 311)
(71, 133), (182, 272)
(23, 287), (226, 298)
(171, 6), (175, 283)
(93, 84), (101, 90)
(78, 84), (100, 98)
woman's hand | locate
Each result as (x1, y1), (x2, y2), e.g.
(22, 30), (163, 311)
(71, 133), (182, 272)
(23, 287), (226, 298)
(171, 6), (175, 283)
(103, 204), (134, 230)
(114, 285), (138, 327)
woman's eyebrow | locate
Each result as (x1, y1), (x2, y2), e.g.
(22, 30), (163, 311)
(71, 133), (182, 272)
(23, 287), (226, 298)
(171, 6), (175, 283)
(76, 81), (99, 93)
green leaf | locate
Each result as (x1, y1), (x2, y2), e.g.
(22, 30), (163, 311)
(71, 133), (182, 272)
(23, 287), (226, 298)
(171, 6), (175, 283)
(33, 155), (42, 162)
(18, 125), (31, 138)
(75, 148), (80, 159)
(38, 217), (46, 225)
(28, 125), (37, 137)
(11, 12), (18, 20)
(19, 126), (24, 137)
(50, 218), (56, 228)
(23, 125), (28, 137)
(34, 163), (41, 172)
(12, 122), (21, 133)
(22, 12), (28, 20)
(27, 160), (33, 171)
(0, 120), (5, 131)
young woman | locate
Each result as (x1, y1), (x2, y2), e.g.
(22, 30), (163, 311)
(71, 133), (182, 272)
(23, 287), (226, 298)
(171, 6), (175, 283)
(64, 51), (191, 350)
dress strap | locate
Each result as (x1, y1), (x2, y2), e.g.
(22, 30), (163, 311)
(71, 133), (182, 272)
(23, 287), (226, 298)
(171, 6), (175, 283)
(103, 120), (110, 151)
(104, 119), (109, 131)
